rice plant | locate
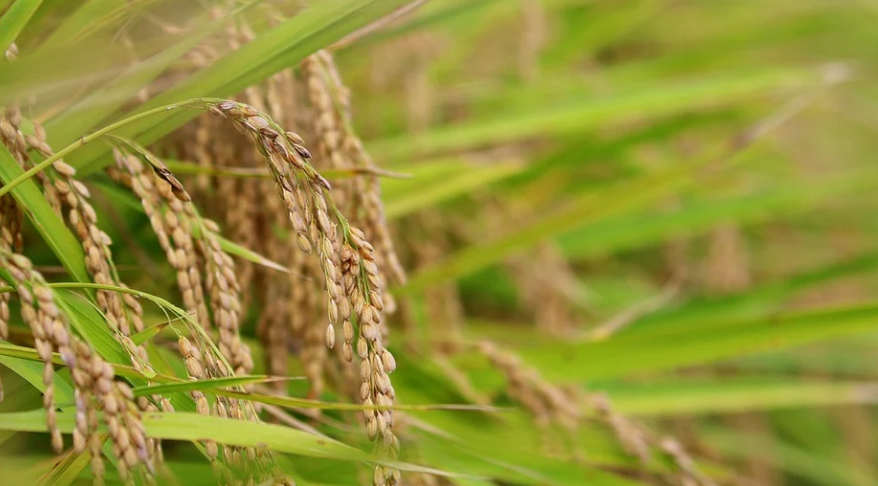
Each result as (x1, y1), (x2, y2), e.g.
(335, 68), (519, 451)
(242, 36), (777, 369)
(1, 1), (878, 486)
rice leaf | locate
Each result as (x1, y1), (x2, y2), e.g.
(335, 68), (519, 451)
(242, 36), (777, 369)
(63, 0), (416, 174)
(517, 302), (878, 383)
(0, 0), (44, 54)
(608, 378), (878, 417)
(131, 375), (291, 397)
(0, 144), (91, 283)
(0, 409), (464, 476)
(129, 321), (168, 345)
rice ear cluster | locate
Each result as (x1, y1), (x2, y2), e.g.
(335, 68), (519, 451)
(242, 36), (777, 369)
(113, 148), (287, 484)
(112, 148), (253, 374)
(198, 218), (253, 376)
(0, 251), (68, 453)
(341, 231), (401, 486)
(259, 64), (310, 396)
(590, 393), (651, 464)
(0, 89), (34, 401)
(210, 99), (401, 484)
(591, 393), (716, 485)
(209, 101), (338, 328)
(0, 250), (154, 484)
(112, 150), (210, 327)
(177, 335), (221, 465)
(659, 436), (719, 486)
(477, 341), (580, 430)
(1, 100), (151, 375)
(0, 172), (22, 343)
(302, 51), (406, 305)
(3, 46), (157, 415)
(30, 126), (146, 336)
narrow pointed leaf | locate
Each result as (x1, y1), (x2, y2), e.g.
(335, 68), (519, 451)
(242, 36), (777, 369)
(0, 0), (44, 54)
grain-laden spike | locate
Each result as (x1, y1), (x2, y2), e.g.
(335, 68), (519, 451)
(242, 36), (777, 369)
(1, 52), (152, 459)
(198, 217), (253, 376)
(210, 98), (402, 472)
(113, 150), (210, 329)
(591, 394), (651, 465)
(209, 101), (349, 350)
(0, 250), (154, 482)
(478, 340), (581, 433)
(113, 146), (266, 476)
(0, 195), (20, 347)
(301, 50), (406, 328)
(24, 122), (147, 342)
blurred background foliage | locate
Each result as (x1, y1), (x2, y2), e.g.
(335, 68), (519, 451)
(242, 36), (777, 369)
(2, 0), (878, 485)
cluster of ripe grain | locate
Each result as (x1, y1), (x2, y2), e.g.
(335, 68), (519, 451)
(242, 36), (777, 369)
(0, 57), (24, 403)
(111, 148), (254, 372)
(0, 250), (154, 485)
(478, 341), (581, 431)
(168, 20), (406, 484)
(480, 339), (716, 485)
(110, 148), (294, 484)
(2, 41), (286, 485)
(592, 392), (717, 485)
(208, 99), (402, 485)
(303, 50), (406, 294)
(0, 43), (161, 484)
(0, 49), (148, 365)
(177, 334), (284, 483)
(169, 12), (332, 402)
(3, 76), (150, 357)
(170, 7), (408, 451)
